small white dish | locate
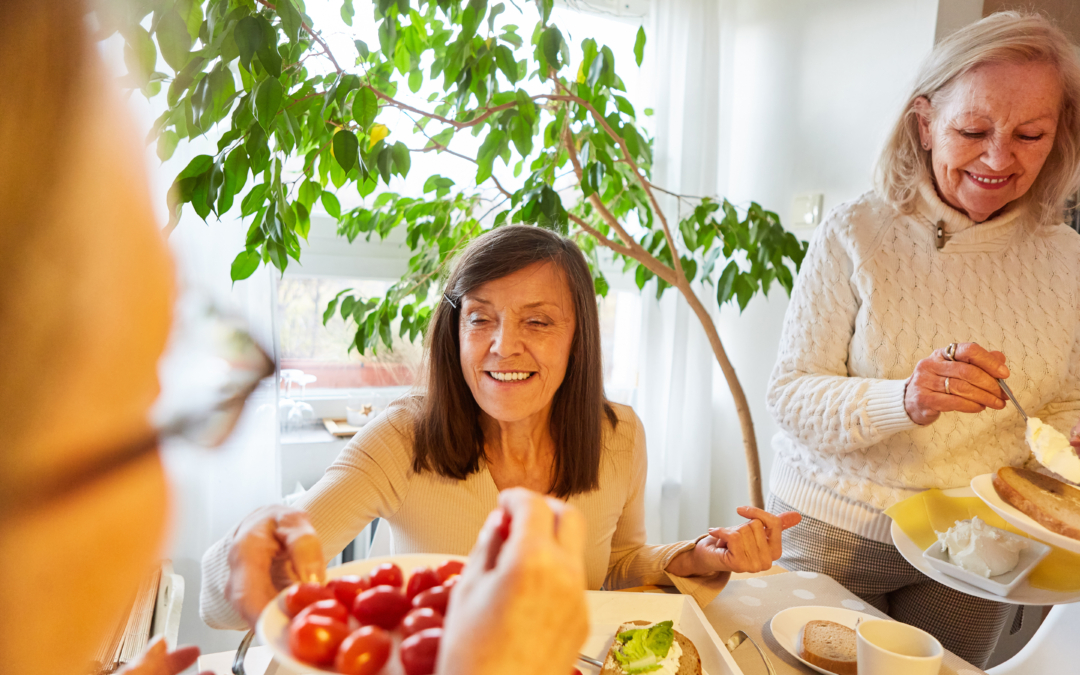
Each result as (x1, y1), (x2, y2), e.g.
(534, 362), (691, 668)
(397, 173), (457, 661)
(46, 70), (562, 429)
(922, 523), (1050, 597)
(770, 605), (880, 675)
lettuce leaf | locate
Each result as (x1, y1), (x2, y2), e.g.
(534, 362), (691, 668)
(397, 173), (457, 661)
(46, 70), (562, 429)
(612, 621), (675, 673)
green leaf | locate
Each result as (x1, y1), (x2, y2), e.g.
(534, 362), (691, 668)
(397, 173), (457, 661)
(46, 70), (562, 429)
(254, 16), (282, 77)
(353, 87), (378, 128)
(156, 10), (192, 71)
(177, 154), (213, 180)
(332, 129), (359, 172)
(391, 141), (411, 177)
(321, 191), (342, 219)
(476, 129), (505, 184)
(234, 16), (262, 71)
(218, 147), (250, 214)
(354, 39), (370, 60)
(253, 77), (283, 130)
(231, 249), (262, 281)
(241, 183), (268, 217)
(341, 0), (355, 26)
(246, 124), (270, 174)
(541, 27), (565, 72)
(156, 130), (180, 161)
(298, 180), (322, 211)
(717, 261), (739, 304)
(408, 69), (422, 93)
(494, 45), (518, 83)
(735, 273), (756, 311)
(516, 89), (536, 125)
(377, 147), (393, 183)
(277, 0), (304, 43)
(634, 26), (646, 67)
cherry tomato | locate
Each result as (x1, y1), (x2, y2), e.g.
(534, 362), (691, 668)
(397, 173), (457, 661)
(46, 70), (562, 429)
(284, 582), (335, 618)
(328, 575), (371, 608)
(294, 598), (350, 625)
(405, 567), (441, 601)
(571, 670), (583, 675)
(400, 627), (442, 675)
(352, 585), (411, 630)
(411, 585), (449, 615)
(288, 614), (350, 667)
(401, 608), (444, 638)
(495, 509), (512, 540)
(369, 562), (404, 589)
(435, 560), (465, 583)
(334, 625), (392, 675)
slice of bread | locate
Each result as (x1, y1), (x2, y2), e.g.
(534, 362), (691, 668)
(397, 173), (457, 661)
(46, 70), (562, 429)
(799, 620), (856, 675)
(993, 466), (1080, 540)
(599, 620), (702, 675)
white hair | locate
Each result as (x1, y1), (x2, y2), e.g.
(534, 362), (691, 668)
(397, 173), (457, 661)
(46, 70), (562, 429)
(876, 11), (1080, 226)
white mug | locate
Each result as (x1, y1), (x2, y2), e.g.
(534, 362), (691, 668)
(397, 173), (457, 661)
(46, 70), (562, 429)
(856, 619), (943, 675)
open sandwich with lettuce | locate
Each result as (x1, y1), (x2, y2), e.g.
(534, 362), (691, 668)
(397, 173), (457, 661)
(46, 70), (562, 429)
(600, 620), (701, 675)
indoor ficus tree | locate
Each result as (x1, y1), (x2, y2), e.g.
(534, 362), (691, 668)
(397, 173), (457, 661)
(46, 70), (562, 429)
(105, 0), (808, 507)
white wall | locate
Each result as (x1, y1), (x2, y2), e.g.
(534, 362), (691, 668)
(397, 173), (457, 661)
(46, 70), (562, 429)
(707, 0), (944, 522)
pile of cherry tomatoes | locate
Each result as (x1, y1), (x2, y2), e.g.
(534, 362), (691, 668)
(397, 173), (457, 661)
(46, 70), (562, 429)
(284, 559), (464, 675)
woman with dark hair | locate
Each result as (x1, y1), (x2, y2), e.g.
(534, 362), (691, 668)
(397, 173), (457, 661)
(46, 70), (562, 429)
(201, 225), (801, 629)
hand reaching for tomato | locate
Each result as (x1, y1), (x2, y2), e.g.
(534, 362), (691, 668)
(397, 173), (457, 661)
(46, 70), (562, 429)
(437, 488), (589, 675)
(223, 504), (326, 627)
(116, 636), (212, 675)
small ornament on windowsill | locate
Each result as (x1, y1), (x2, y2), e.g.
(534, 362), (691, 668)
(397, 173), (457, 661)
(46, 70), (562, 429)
(346, 402), (375, 427)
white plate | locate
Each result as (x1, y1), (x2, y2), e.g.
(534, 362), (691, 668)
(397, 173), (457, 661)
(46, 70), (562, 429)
(257, 554), (468, 675)
(769, 605), (877, 675)
(971, 473), (1080, 555)
(258, 555), (743, 674)
(890, 491), (1080, 605)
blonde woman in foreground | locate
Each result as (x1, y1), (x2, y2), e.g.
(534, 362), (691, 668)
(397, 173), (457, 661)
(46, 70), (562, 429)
(766, 12), (1080, 667)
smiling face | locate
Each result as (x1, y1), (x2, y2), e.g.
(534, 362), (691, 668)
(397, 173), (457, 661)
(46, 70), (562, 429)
(458, 262), (576, 428)
(915, 60), (1063, 222)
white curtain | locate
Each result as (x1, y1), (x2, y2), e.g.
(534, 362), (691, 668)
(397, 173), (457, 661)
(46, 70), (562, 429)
(632, 0), (728, 544)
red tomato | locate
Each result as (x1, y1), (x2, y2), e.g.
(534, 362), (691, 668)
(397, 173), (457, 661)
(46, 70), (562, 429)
(295, 598), (350, 625)
(288, 614), (350, 667)
(400, 627), (442, 675)
(495, 509), (512, 540)
(405, 567), (441, 601)
(284, 582), (335, 618)
(328, 575), (371, 608)
(411, 585), (449, 615)
(352, 585), (411, 630)
(334, 625), (392, 675)
(435, 560), (465, 583)
(401, 608), (444, 638)
(571, 670), (583, 675)
(369, 562), (404, 589)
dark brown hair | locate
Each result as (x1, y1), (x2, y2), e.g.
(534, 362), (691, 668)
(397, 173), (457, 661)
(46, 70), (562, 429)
(410, 225), (617, 498)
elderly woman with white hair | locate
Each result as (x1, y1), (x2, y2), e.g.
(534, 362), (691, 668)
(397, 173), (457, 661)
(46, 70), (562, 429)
(765, 11), (1080, 667)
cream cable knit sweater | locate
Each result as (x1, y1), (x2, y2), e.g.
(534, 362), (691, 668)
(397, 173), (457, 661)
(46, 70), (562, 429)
(767, 181), (1080, 544)
(200, 401), (727, 630)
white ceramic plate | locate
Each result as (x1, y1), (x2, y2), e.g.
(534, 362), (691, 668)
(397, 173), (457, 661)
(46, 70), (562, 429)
(257, 553), (468, 675)
(769, 605), (878, 675)
(971, 473), (1080, 555)
(890, 493), (1080, 605)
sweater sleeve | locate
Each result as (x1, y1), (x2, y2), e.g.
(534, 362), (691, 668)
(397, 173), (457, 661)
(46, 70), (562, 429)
(766, 211), (919, 454)
(199, 405), (414, 630)
(603, 413), (729, 608)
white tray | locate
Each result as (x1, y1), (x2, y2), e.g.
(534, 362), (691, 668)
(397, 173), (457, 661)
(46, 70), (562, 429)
(890, 489), (1080, 605)
(971, 473), (1080, 554)
(258, 555), (744, 674)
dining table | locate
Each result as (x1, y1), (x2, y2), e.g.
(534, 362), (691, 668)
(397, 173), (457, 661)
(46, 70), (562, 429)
(196, 566), (990, 675)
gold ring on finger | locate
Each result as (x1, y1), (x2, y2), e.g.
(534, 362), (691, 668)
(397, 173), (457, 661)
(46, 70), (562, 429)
(945, 343), (958, 361)
(945, 377), (951, 395)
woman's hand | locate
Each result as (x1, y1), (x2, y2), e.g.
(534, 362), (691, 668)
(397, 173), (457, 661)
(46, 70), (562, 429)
(224, 505), (325, 627)
(117, 636), (211, 675)
(669, 507), (802, 576)
(904, 342), (1009, 426)
(439, 488), (588, 675)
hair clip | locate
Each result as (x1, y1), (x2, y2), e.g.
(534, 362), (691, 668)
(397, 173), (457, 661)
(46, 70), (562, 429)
(443, 293), (457, 309)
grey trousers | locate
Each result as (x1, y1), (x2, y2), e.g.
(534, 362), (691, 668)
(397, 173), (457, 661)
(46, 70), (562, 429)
(768, 494), (1010, 668)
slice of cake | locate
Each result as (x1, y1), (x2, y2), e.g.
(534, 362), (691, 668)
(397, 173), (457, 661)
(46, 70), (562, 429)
(599, 620), (701, 675)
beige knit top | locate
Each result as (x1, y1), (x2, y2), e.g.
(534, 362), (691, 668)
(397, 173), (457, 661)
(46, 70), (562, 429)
(200, 401), (728, 629)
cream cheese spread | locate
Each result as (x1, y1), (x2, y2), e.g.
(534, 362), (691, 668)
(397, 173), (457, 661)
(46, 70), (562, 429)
(937, 517), (1026, 578)
(1027, 417), (1080, 483)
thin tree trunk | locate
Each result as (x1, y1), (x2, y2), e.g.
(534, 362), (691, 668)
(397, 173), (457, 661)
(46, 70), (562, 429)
(676, 279), (764, 509)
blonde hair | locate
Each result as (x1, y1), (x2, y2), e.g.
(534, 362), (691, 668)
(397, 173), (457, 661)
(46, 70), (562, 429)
(876, 11), (1080, 226)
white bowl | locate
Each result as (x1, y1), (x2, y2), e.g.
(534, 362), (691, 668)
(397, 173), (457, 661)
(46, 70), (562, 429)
(921, 523), (1051, 597)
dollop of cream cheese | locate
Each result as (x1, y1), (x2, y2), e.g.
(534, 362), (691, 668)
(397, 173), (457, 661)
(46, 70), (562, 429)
(1027, 417), (1080, 482)
(937, 517), (1026, 578)
(647, 637), (682, 675)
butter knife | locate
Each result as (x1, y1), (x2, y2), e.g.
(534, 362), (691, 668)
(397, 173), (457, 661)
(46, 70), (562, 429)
(998, 379), (1027, 421)
(724, 630), (778, 675)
